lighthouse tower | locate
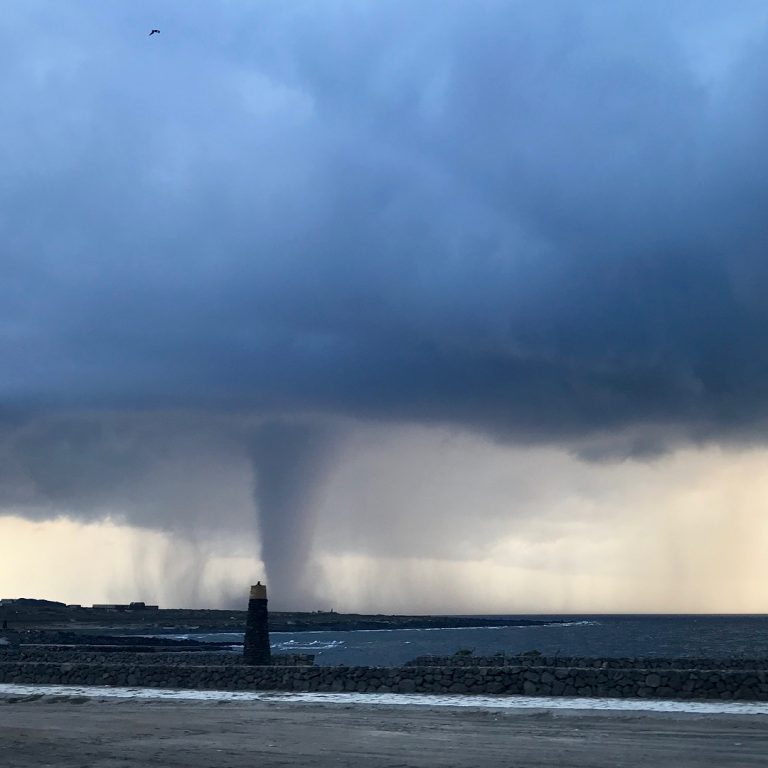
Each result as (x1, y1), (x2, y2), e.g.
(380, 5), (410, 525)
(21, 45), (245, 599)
(243, 582), (271, 665)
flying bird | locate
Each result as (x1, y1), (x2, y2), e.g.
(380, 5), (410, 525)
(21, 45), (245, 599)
(149, 29), (160, 36)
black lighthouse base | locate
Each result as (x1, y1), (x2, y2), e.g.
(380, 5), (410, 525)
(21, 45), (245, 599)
(243, 583), (271, 665)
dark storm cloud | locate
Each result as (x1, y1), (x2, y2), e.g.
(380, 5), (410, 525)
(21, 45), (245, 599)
(3, 0), (768, 446)
(0, 412), (256, 531)
(0, 0), (768, 552)
(4, 1), (768, 599)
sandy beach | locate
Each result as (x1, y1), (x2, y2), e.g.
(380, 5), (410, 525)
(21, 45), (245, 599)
(2, 694), (767, 767)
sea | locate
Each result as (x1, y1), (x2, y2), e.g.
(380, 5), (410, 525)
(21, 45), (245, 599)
(161, 615), (768, 666)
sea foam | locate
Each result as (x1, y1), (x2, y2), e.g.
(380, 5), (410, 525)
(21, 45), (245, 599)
(2, 683), (767, 716)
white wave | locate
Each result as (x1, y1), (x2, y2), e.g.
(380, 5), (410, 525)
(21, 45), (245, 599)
(273, 639), (345, 651)
(558, 621), (600, 627)
(1, 683), (767, 715)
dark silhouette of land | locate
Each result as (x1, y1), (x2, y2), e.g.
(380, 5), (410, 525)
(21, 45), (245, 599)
(0, 599), (561, 644)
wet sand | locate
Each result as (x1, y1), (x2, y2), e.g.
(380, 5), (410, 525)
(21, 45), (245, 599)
(2, 695), (767, 767)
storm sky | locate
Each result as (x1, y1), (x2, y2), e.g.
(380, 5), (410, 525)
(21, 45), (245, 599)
(2, 1), (768, 611)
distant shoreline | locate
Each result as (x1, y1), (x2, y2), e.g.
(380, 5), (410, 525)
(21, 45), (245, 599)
(1, 601), (565, 638)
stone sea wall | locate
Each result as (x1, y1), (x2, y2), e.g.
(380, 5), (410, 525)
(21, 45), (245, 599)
(1, 649), (313, 667)
(2, 657), (768, 701)
(406, 655), (768, 671)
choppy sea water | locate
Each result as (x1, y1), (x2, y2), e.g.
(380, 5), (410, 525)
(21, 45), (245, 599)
(163, 615), (768, 666)
(2, 683), (768, 715)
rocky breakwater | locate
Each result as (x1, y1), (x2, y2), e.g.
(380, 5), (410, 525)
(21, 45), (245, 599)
(1, 653), (768, 701)
(407, 654), (768, 671)
(1, 648), (313, 666)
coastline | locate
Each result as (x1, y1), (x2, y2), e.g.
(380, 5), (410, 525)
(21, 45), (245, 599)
(0, 602), (565, 636)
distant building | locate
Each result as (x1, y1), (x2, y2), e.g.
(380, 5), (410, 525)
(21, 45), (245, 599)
(92, 603), (159, 611)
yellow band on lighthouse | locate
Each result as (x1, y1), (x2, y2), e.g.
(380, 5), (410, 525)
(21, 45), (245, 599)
(249, 583), (267, 600)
